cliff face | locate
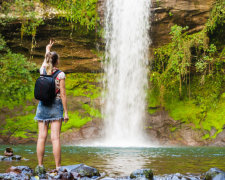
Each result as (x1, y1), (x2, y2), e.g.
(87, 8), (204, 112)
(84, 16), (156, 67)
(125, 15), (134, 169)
(1, 0), (215, 71)
(151, 0), (214, 47)
(98, 0), (215, 47)
(0, 20), (102, 73)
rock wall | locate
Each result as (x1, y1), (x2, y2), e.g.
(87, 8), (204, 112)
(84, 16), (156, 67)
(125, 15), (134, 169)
(98, 0), (215, 47)
(1, 0), (215, 71)
(0, 19), (102, 73)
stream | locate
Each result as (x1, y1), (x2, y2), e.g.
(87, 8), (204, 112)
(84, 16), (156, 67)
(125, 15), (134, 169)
(0, 145), (224, 177)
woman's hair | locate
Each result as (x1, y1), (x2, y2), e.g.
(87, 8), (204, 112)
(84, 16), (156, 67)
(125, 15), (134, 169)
(45, 52), (59, 75)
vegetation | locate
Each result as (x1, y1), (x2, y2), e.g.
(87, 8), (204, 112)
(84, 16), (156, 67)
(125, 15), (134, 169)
(66, 73), (102, 99)
(47, 0), (99, 31)
(149, 0), (225, 139)
(0, 35), (37, 109)
(0, 0), (225, 143)
(0, 73), (101, 140)
(0, 0), (101, 142)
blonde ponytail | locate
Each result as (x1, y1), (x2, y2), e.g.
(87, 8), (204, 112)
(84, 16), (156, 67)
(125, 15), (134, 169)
(45, 52), (53, 75)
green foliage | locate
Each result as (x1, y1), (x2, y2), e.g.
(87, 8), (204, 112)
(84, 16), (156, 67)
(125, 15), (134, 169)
(82, 104), (102, 118)
(47, 0), (99, 31)
(61, 111), (92, 132)
(150, 0), (225, 139)
(66, 73), (101, 99)
(0, 35), (37, 108)
(206, 0), (225, 33)
(1, 114), (37, 140)
(1, 0), (44, 50)
(206, 0), (225, 47)
(168, 11), (173, 17)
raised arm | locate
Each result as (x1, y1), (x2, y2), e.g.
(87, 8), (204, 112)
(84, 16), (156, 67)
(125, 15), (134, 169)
(60, 79), (69, 123)
(46, 40), (54, 54)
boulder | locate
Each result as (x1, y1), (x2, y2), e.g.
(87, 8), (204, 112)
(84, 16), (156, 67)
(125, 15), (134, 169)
(6, 166), (33, 176)
(0, 172), (24, 180)
(0, 166), (34, 179)
(0, 155), (22, 161)
(12, 155), (22, 160)
(59, 164), (101, 178)
(4, 147), (13, 156)
(0, 155), (5, 161)
(154, 173), (201, 180)
(130, 169), (153, 180)
(204, 168), (225, 180)
(47, 170), (72, 180)
(3, 156), (13, 161)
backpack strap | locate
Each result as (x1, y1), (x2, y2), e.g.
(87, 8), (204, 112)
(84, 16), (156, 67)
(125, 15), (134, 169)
(52, 70), (61, 80)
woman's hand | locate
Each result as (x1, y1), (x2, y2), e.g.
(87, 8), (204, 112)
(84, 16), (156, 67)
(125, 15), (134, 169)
(64, 112), (69, 123)
(46, 39), (54, 53)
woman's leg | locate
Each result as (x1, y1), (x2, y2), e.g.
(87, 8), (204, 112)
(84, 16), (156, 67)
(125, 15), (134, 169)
(50, 120), (62, 168)
(37, 121), (48, 166)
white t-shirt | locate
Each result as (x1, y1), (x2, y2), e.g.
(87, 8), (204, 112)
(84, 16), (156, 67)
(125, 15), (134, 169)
(40, 65), (66, 99)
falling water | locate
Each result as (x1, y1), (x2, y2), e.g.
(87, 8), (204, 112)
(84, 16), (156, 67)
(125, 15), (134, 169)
(98, 0), (151, 147)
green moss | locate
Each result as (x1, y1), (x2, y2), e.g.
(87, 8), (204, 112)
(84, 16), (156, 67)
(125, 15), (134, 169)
(66, 73), (101, 99)
(61, 111), (92, 132)
(149, 0), (225, 139)
(2, 114), (37, 139)
(204, 98), (225, 134)
(170, 127), (177, 132)
(166, 99), (202, 128)
(82, 104), (102, 118)
(147, 87), (160, 114)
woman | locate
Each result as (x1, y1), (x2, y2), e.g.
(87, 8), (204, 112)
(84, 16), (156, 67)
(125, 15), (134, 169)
(34, 40), (69, 175)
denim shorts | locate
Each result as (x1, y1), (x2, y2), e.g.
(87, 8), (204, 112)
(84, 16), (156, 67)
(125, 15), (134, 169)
(34, 98), (64, 122)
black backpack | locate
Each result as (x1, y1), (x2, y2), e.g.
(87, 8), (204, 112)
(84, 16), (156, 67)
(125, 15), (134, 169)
(34, 70), (61, 104)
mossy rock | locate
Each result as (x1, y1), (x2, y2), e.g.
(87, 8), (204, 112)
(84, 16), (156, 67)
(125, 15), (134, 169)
(204, 168), (225, 180)
(130, 169), (153, 180)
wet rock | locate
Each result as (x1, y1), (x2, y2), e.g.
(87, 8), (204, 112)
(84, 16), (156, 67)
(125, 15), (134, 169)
(0, 155), (5, 161)
(3, 156), (13, 161)
(6, 166), (33, 176)
(47, 170), (72, 180)
(154, 173), (201, 180)
(59, 164), (101, 178)
(0, 155), (22, 161)
(130, 169), (153, 180)
(4, 147), (13, 156)
(204, 168), (225, 180)
(0, 172), (24, 179)
(12, 155), (22, 160)
(0, 166), (33, 179)
(73, 164), (100, 178)
(145, 110), (209, 146)
(59, 164), (84, 173)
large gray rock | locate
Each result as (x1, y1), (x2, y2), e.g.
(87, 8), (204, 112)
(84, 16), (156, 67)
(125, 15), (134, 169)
(58, 164), (101, 179)
(0, 155), (5, 161)
(6, 165), (33, 176)
(0, 155), (22, 161)
(12, 155), (22, 160)
(154, 173), (201, 180)
(0, 172), (24, 180)
(130, 169), (153, 180)
(0, 166), (34, 179)
(204, 168), (225, 180)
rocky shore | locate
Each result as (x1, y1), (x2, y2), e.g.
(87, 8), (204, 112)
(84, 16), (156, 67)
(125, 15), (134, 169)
(0, 164), (224, 180)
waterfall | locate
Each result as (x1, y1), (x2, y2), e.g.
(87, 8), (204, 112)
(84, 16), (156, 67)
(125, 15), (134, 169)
(100, 0), (151, 147)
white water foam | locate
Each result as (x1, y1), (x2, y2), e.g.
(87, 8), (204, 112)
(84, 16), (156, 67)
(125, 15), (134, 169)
(92, 0), (153, 147)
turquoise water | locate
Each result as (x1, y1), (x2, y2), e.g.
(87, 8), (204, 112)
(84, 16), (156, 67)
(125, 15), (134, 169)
(0, 145), (224, 177)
